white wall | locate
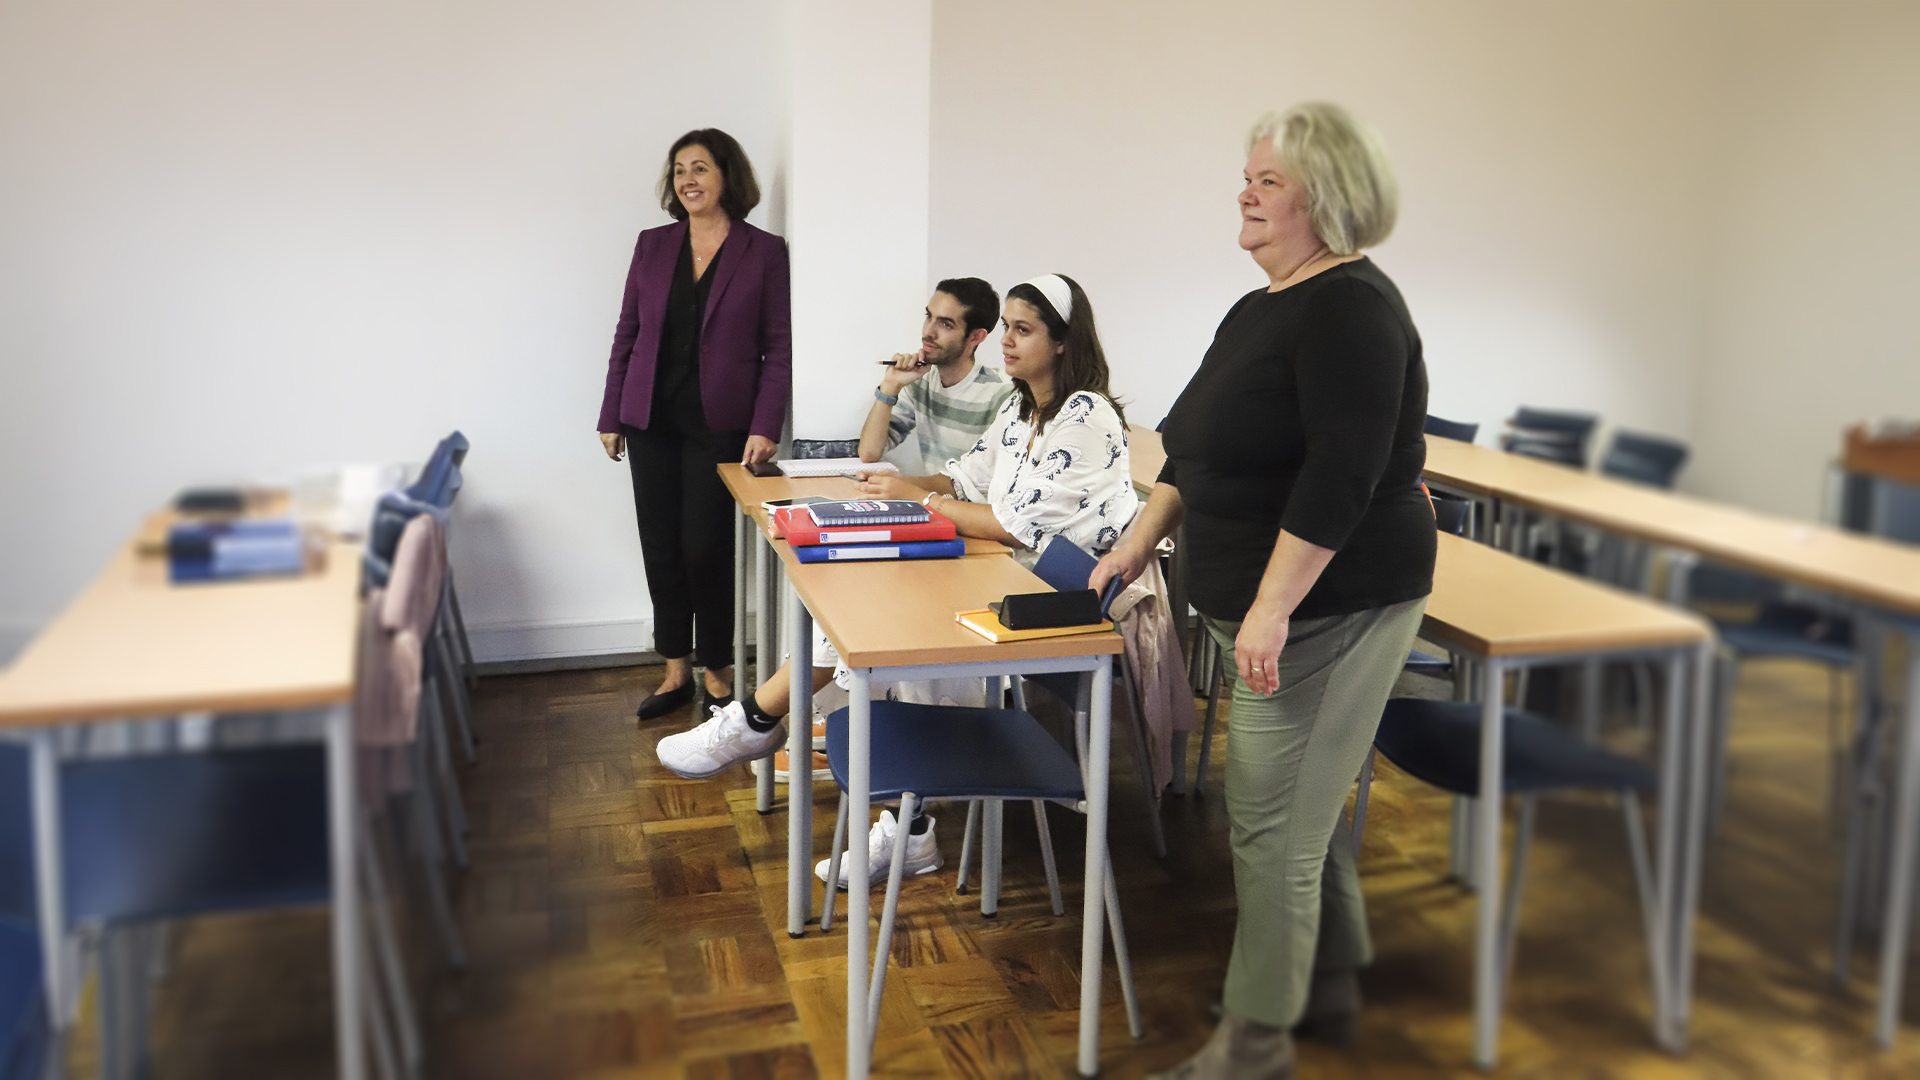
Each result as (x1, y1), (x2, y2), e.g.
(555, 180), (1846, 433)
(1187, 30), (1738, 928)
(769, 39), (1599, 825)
(785, 0), (932, 441)
(0, 1), (785, 665)
(929, 0), (1722, 450)
(1691, 1), (1920, 519)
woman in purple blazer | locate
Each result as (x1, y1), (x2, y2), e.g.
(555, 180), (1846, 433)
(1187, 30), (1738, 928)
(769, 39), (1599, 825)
(598, 128), (791, 721)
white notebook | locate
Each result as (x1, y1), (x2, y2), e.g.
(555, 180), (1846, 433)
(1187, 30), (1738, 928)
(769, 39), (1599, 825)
(774, 458), (898, 478)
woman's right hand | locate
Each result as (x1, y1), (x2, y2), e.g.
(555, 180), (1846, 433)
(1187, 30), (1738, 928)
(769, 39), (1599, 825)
(1090, 538), (1151, 597)
(600, 431), (625, 461)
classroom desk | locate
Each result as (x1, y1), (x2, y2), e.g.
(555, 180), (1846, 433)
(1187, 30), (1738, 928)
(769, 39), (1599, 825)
(773, 538), (1123, 1078)
(1423, 435), (1920, 1047)
(714, 466), (1013, 813)
(1423, 532), (1714, 1066)
(0, 529), (367, 1079)
(1424, 436), (1920, 614)
(1126, 423), (1164, 494)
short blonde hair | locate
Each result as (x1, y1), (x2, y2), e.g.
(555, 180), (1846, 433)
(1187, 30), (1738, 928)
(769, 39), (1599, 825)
(1247, 103), (1398, 255)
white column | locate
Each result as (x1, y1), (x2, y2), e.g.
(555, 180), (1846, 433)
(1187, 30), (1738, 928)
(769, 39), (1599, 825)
(783, 0), (932, 442)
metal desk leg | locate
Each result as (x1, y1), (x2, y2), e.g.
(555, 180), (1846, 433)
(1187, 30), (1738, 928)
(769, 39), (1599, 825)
(754, 520), (776, 816)
(1647, 651), (1687, 1049)
(787, 592), (814, 937)
(1672, 640), (1712, 1049)
(326, 704), (366, 1080)
(1473, 657), (1507, 1070)
(1874, 639), (1920, 1047)
(846, 668), (873, 1079)
(733, 509), (747, 705)
(29, 731), (74, 1029)
(757, 531), (778, 694)
(1079, 656), (1114, 1078)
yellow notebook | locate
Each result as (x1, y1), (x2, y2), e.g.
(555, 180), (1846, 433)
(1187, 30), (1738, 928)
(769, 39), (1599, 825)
(955, 608), (1113, 643)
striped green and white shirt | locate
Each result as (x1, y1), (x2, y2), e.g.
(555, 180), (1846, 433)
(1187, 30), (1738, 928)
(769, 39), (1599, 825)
(883, 361), (1014, 477)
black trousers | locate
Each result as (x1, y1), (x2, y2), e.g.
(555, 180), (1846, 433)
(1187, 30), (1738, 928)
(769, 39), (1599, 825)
(624, 417), (747, 670)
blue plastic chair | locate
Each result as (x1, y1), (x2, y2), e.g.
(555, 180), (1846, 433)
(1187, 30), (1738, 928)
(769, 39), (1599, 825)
(364, 488), (478, 764)
(56, 739), (436, 1079)
(1368, 698), (1660, 1031)
(816, 700), (1142, 1054)
(399, 431), (479, 698)
(1600, 430), (1689, 490)
(1424, 415), (1480, 444)
(1500, 407), (1598, 469)
(0, 743), (51, 1080)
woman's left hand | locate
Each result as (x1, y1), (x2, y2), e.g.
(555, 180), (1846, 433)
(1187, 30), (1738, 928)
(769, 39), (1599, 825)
(742, 435), (778, 466)
(1234, 600), (1291, 697)
(857, 473), (927, 503)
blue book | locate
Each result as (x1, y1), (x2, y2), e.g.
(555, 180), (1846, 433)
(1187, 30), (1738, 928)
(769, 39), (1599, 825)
(792, 538), (966, 563)
(1032, 538), (1125, 617)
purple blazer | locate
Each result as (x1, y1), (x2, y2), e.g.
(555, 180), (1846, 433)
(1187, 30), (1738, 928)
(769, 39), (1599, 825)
(597, 219), (792, 441)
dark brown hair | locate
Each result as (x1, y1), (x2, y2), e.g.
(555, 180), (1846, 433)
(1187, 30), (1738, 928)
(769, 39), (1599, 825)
(934, 277), (999, 337)
(657, 128), (761, 221)
(1004, 274), (1125, 433)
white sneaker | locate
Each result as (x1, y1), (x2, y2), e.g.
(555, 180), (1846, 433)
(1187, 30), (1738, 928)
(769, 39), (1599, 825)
(814, 810), (940, 889)
(655, 702), (784, 779)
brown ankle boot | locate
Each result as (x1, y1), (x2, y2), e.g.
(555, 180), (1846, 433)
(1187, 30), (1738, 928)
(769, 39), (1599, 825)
(1293, 967), (1361, 1046)
(1147, 1010), (1295, 1080)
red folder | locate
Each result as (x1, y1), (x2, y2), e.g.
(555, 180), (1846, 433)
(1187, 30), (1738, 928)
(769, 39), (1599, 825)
(774, 505), (957, 546)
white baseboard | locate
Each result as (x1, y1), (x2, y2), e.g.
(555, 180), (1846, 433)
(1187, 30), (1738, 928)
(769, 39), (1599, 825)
(465, 614), (763, 667)
(466, 616), (653, 664)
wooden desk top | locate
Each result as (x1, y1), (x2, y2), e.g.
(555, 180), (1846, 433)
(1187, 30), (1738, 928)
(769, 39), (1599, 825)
(1423, 532), (1710, 659)
(0, 534), (364, 728)
(1423, 437), (1920, 618)
(717, 463), (866, 509)
(1127, 426), (1164, 494)
(773, 541), (1122, 670)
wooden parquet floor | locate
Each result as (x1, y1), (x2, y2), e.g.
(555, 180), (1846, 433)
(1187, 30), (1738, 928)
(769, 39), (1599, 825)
(63, 653), (1920, 1078)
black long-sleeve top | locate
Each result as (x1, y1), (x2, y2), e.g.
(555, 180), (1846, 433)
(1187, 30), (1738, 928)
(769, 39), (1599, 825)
(1158, 258), (1435, 622)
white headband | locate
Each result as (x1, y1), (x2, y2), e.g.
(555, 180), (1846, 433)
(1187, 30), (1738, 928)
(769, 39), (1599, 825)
(1018, 274), (1074, 326)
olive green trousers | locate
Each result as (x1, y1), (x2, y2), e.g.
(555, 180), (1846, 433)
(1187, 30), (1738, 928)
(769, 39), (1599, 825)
(1203, 596), (1427, 1028)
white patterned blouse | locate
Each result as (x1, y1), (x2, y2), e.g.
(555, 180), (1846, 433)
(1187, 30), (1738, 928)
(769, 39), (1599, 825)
(942, 390), (1139, 560)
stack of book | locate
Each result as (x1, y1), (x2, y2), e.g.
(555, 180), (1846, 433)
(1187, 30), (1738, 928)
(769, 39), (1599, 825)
(771, 499), (963, 563)
(168, 517), (306, 582)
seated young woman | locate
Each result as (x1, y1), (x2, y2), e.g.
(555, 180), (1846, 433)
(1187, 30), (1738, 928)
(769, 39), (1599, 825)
(654, 272), (1138, 885)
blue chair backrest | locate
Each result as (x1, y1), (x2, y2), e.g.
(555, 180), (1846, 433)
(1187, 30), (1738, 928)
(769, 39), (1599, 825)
(1424, 415), (1479, 443)
(0, 744), (33, 925)
(362, 490), (447, 591)
(1432, 494), (1472, 537)
(405, 431), (469, 509)
(1502, 407), (1598, 468)
(0, 917), (47, 1080)
(61, 746), (331, 926)
(1601, 430), (1689, 489)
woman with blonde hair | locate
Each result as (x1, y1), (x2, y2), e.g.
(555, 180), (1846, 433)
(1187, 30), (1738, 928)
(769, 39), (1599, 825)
(1096, 103), (1434, 1080)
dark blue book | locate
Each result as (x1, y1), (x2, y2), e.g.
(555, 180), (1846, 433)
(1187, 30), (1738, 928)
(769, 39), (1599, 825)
(1032, 538), (1124, 617)
(805, 499), (931, 527)
(792, 538), (965, 563)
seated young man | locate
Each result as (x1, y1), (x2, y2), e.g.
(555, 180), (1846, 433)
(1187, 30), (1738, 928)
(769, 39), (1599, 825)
(657, 273), (1138, 889)
(859, 277), (1012, 477)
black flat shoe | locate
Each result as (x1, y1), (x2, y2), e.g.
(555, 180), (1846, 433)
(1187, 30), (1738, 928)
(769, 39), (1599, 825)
(636, 682), (694, 721)
(702, 683), (735, 713)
